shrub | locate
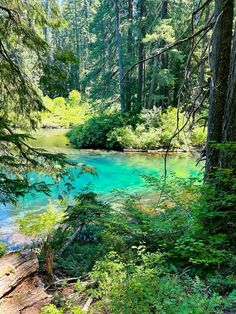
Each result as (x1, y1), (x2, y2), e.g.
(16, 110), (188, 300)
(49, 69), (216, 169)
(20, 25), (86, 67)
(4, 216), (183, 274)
(108, 124), (161, 149)
(41, 90), (90, 128)
(90, 251), (224, 314)
(67, 107), (207, 150)
(190, 126), (207, 147)
(66, 112), (126, 150)
(40, 304), (63, 314)
(108, 107), (207, 150)
(159, 107), (189, 148)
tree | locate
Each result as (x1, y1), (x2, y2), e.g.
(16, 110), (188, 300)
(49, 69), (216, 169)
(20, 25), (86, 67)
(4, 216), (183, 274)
(114, 0), (125, 111)
(205, 0), (234, 179)
(204, 0), (235, 239)
(137, 0), (146, 111)
(18, 204), (65, 278)
(0, 1), (67, 205)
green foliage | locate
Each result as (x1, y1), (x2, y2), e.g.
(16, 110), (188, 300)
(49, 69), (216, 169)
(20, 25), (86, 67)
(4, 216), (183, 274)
(0, 243), (6, 257)
(40, 48), (80, 98)
(109, 125), (161, 149)
(0, 0), (72, 204)
(159, 108), (188, 148)
(74, 279), (85, 292)
(66, 112), (132, 150)
(144, 19), (175, 44)
(40, 302), (85, 314)
(47, 175), (236, 313)
(52, 192), (112, 275)
(40, 304), (63, 314)
(106, 108), (207, 150)
(18, 203), (65, 239)
(190, 126), (207, 147)
(90, 251), (223, 314)
(41, 91), (90, 128)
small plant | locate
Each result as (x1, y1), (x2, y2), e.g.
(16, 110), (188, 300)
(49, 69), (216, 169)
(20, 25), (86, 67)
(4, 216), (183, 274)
(75, 279), (85, 292)
(18, 203), (65, 278)
(40, 304), (63, 314)
(0, 242), (6, 257)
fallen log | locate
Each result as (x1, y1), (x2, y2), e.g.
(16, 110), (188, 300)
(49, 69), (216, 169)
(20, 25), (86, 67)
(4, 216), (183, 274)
(0, 251), (51, 314)
(83, 297), (93, 313)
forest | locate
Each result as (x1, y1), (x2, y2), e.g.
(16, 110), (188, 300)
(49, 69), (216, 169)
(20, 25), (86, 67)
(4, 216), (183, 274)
(0, 0), (235, 313)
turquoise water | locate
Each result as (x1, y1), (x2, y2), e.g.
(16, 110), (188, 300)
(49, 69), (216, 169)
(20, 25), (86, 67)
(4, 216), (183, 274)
(0, 130), (203, 248)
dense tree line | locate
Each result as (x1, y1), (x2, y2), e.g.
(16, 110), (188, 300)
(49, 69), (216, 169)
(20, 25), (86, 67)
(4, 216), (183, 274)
(41, 0), (205, 113)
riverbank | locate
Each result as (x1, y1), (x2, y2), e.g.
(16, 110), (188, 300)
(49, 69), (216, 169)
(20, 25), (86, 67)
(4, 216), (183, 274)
(32, 128), (201, 154)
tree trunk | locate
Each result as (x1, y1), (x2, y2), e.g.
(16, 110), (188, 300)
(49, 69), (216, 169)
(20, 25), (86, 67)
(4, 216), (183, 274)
(125, 0), (133, 112)
(198, 5), (210, 90)
(205, 0), (234, 180)
(220, 30), (236, 172)
(158, 0), (168, 108)
(114, 0), (125, 112)
(148, 57), (158, 109)
(137, 0), (146, 112)
(148, 0), (168, 109)
(44, 244), (54, 280)
(204, 0), (235, 239)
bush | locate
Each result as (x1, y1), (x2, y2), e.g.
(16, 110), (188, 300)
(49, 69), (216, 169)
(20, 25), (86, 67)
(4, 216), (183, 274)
(67, 107), (207, 151)
(41, 90), (90, 128)
(90, 251), (224, 314)
(49, 180), (236, 313)
(159, 107), (189, 148)
(108, 108), (207, 150)
(190, 126), (207, 147)
(108, 124), (161, 149)
(40, 304), (63, 314)
(67, 112), (128, 150)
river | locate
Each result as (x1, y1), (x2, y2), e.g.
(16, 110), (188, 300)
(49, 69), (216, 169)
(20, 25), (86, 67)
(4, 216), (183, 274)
(0, 129), (203, 249)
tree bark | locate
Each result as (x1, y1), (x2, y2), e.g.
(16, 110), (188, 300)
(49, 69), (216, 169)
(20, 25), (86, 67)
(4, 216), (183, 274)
(205, 0), (234, 179)
(148, 0), (168, 109)
(137, 0), (146, 112)
(125, 0), (133, 112)
(114, 0), (125, 112)
(0, 252), (51, 313)
(148, 57), (158, 109)
(204, 0), (235, 239)
(220, 30), (236, 172)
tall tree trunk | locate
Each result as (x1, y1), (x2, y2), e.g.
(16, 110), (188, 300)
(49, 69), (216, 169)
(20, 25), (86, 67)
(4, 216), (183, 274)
(125, 0), (133, 112)
(148, 0), (168, 109)
(220, 30), (236, 172)
(74, 0), (80, 91)
(114, 0), (125, 112)
(137, 0), (146, 112)
(204, 0), (235, 239)
(148, 58), (158, 109)
(198, 5), (210, 90)
(158, 0), (168, 108)
(205, 0), (234, 180)
(161, 0), (168, 18)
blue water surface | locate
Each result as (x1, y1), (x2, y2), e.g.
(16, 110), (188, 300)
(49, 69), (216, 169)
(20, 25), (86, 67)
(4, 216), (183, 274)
(0, 130), (202, 247)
